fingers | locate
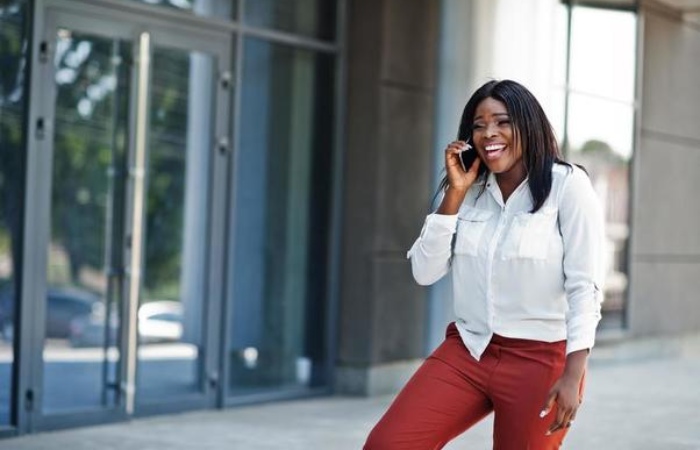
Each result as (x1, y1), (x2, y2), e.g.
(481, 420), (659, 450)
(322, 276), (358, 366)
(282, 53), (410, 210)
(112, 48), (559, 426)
(446, 140), (471, 151)
(545, 403), (579, 436)
(546, 406), (570, 436)
(567, 409), (578, 428)
(540, 389), (579, 436)
(539, 390), (556, 419)
(444, 140), (471, 163)
(444, 140), (478, 192)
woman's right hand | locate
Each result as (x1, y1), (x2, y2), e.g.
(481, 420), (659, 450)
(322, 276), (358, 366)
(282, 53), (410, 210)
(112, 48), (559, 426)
(436, 141), (481, 215)
(444, 140), (481, 192)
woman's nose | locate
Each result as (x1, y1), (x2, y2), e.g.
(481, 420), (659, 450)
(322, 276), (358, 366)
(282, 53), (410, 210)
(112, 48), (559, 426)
(485, 122), (498, 137)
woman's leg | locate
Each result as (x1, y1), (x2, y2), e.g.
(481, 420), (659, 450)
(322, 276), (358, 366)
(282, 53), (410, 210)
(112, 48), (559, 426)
(488, 337), (582, 450)
(364, 324), (493, 450)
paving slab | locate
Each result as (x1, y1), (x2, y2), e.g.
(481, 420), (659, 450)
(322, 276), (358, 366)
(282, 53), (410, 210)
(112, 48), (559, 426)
(3, 333), (700, 450)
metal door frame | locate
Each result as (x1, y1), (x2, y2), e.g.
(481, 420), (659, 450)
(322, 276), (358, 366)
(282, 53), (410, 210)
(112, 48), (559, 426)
(19, 0), (232, 433)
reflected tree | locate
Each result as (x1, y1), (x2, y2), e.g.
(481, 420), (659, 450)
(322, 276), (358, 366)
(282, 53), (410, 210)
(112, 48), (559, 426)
(49, 32), (186, 292)
(51, 34), (127, 284)
(578, 139), (626, 166)
(0, 0), (28, 286)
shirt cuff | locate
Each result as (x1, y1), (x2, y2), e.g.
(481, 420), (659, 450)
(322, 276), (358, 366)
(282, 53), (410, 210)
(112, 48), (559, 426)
(565, 335), (595, 356)
(565, 317), (600, 355)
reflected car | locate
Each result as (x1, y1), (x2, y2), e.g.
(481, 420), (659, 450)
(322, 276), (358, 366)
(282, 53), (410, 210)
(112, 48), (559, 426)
(0, 285), (99, 341)
(69, 300), (183, 347)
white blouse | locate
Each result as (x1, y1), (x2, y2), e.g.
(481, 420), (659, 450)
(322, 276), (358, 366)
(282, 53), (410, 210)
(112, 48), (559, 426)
(407, 163), (606, 360)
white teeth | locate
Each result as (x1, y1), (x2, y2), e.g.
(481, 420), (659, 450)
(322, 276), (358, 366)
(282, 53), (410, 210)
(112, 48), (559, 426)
(485, 144), (505, 152)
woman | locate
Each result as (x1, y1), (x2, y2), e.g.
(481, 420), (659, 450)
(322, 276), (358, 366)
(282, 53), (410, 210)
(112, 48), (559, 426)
(364, 80), (605, 449)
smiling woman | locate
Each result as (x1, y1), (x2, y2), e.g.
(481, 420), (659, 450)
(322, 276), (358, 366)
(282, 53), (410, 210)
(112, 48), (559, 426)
(470, 98), (524, 195)
(366, 80), (605, 449)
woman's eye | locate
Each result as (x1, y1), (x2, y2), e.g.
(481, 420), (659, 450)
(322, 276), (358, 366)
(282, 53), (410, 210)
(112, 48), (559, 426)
(498, 120), (511, 126)
(472, 124), (484, 130)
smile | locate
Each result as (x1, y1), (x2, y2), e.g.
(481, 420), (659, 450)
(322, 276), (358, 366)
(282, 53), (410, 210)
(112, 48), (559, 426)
(483, 144), (506, 160)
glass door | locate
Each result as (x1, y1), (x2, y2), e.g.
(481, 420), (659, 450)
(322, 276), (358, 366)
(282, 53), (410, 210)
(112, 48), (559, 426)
(46, 25), (126, 409)
(24, 0), (231, 430)
(133, 28), (229, 411)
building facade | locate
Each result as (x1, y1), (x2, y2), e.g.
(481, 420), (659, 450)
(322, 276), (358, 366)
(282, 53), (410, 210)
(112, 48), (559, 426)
(1, 0), (699, 438)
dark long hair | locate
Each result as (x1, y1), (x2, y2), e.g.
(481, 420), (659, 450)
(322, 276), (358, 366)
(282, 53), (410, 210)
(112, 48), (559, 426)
(438, 79), (567, 212)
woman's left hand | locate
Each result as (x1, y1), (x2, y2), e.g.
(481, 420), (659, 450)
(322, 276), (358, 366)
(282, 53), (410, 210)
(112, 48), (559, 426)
(540, 374), (582, 435)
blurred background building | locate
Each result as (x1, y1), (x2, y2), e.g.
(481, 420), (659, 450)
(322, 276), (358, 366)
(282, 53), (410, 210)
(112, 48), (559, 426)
(0, 0), (698, 438)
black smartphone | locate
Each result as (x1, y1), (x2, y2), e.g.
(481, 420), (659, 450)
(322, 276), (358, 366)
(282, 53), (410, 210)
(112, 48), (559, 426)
(458, 139), (477, 172)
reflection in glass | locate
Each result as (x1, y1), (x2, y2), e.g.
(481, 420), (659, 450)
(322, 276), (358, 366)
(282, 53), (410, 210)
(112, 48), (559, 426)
(549, 3), (570, 141)
(569, 6), (636, 102)
(136, 45), (214, 403)
(43, 30), (131, 413)
(245, 0), (337, 41)
(566, 6), (637, 329)
(120, 0), (233, 19)
(0, 0), (29, 426)
(567, 93), (634, 160)
(229, 38), (334, 395)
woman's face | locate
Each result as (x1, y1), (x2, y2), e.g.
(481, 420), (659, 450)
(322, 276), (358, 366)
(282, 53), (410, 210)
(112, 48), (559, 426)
(472, 97), (524, 179)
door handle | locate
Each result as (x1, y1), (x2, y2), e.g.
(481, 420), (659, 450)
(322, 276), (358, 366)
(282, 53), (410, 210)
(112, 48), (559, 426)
(217, 136), (230, 155)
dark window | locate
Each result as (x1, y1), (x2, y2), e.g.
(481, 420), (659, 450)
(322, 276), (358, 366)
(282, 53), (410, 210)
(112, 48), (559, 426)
(228, 38), (335, 395)
(245, 0), (337, 41)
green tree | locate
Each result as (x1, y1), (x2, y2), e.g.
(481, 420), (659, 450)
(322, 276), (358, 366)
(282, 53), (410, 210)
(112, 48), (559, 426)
(0, 0), (28, 283)
(578, 139), (626, 167)
(53, 37), (188, 293)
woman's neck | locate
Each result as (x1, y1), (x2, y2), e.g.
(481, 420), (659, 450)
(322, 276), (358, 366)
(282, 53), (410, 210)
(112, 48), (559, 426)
(495, 163), (527, 203)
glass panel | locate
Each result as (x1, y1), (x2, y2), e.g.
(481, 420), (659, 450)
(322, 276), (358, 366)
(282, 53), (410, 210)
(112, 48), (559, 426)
(567, 86), (635, 329)
(136, 44), (214, 403)
(43, 29), (131, 413)
(549, 3), (570, 142)
(567, 93), (634, 159)
(245, 0), (337, 41)
(228, 38), (335, 395)
(0, 0), (29, 426)
(569, 6), (636, 102)
(567, 6), (637, 329)
(120, 0), (233, 19)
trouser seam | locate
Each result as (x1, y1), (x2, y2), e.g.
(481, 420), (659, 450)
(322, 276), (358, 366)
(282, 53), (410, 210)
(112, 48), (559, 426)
(428, 354), (489, 398)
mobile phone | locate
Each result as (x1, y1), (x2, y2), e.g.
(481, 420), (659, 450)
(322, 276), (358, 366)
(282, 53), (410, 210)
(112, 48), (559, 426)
(459, 139), (477, 172)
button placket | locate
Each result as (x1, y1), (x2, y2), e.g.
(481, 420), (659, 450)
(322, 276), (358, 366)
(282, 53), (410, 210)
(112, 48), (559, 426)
(486, 210), (507, 327)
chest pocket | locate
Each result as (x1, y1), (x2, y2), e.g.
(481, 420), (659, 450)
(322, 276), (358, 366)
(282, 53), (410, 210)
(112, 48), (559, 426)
(502, 207), (558, 260)
(454, 207), (493, 256)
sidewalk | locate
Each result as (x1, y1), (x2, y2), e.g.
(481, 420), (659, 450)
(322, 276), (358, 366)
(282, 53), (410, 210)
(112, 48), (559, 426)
(4, 333), (700, 450)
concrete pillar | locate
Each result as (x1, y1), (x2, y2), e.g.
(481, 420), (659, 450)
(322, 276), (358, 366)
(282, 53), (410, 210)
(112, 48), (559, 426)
(628, 1), (700, 335)
(337, 0), (440, 395)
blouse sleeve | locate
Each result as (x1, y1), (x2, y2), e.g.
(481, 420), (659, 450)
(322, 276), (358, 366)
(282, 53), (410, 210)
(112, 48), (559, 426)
(406, 213), (457, 286)
(558, 167), (606, 355)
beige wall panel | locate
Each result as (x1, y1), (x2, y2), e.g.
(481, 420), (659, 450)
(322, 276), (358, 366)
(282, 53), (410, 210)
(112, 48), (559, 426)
(628, 7), (700, 337)
(371, 258), (426, 364)
(628, 261), (700, 335)
(641, 11), (700, 141)
(631, 137), (700, 255)
(375, 85), (435, 253)
(339, 0), (439, 373)
(381, 0), (439, 89)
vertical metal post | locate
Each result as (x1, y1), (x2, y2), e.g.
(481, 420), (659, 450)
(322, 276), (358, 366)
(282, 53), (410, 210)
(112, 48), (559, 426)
(219, 0), (245, 406)
(625, 1), (643, 329)
(123, 30), (150, 415)
(562, 0), (573, 157)
(324, 0), (347, 391)
(101, 39), (120, 408)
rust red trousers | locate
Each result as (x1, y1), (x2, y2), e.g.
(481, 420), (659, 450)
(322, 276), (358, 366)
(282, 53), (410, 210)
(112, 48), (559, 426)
(364, 322), (579, 450)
